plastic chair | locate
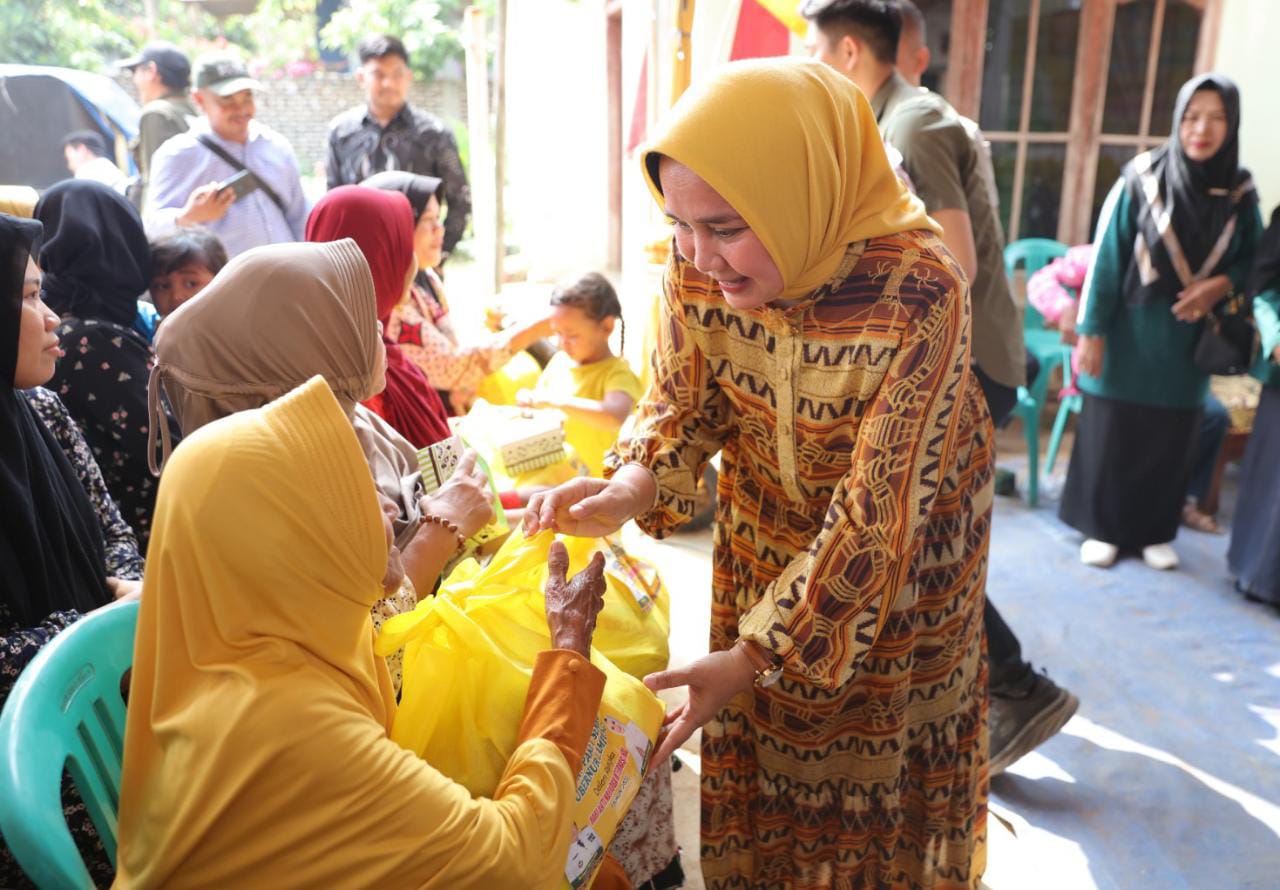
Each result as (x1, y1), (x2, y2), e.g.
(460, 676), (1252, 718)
(1004, 238), (1070, 506)
(0, 600), (139, 889)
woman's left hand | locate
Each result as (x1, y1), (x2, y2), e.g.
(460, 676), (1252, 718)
(643, 644), (758, 766)
(1172, 275), (1231, 322)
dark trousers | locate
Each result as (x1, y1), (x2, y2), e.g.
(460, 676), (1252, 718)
(974, 353), (1041, 689)
(1186, 392), (1230, 503)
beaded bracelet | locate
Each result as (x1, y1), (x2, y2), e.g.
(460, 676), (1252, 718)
(421, 512), (467, 553)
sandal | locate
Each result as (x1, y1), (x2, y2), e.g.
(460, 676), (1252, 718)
(1182, 502), (1223, 534)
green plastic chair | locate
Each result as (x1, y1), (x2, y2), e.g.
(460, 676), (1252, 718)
(1045, 388), (1083, 478)
(0, 599), (139, 889)
(1004, 238), (1071, 506)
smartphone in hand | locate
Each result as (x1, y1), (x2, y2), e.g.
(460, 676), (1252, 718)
(216, 169), (260, 200)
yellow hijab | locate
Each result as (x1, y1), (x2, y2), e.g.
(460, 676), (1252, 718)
(641, 57), (938, 300)
(115, 377), (579, 888)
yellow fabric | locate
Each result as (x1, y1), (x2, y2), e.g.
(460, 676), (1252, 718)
(379, 530), (667, 889)
(115, 377), (581, 889)
(475, 349), (543, 406)
(0, 186), (38, 218)
(535, 352), (643, 477)
(640, 57), (939, 300)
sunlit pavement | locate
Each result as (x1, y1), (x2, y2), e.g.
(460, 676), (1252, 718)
(631, 453), (1280, 889)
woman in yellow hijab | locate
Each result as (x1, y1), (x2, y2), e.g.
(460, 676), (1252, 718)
(114, 376), (619, 888)
(526, 59), (992, 888)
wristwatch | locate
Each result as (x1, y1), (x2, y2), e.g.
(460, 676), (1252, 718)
(738, 638), (783, 688)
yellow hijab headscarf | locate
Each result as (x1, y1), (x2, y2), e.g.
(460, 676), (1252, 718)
(641, 57), (938, 300)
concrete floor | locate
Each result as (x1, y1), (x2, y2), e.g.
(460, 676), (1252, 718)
(623, 439), (1280, 889)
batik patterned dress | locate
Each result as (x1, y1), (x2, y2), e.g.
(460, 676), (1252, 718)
(611, 231), (993, 889)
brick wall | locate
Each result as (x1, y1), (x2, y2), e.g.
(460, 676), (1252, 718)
(115, 71), (467, 177)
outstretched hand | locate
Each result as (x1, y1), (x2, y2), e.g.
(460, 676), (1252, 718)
(643, 645), (757, 765)
(543, 541), (607, 658)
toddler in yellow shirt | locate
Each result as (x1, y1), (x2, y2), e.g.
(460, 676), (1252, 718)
(518, 273), (642, 477)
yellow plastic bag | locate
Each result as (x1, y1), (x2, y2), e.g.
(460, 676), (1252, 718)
(378, 531), (665, 889)
(442, 533), (670, 681)
(474, 350), (543, 406)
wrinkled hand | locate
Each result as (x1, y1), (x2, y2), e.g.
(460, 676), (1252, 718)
(524, 476), (641, 538)
(543, 541), (606, 658)
(1077, 334), (1105, 378)
(1172, 275), (1231, 323)
(423, 451), (494, 539)
(106, 577), (142, 603)
(178, 182), (235, 226)
(643, 645), (757, 765)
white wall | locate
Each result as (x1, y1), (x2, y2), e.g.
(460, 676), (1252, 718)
(504, 0), (610, 280)
(1215, 0), (1280, 211)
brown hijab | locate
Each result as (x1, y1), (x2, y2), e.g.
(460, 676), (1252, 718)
(147, 239), (425, 547)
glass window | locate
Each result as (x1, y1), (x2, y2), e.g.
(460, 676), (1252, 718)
(1102, 0), (1156, 134)
(989, 140), (1018, 236)
(1028, 0), (1082, 132)
(1149, 0), (1203, 136)
(1019, 143), (1068, 239)
(980, 0), (1031, 132)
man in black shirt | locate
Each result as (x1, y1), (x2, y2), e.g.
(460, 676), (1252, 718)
(325, 34), (472, 262)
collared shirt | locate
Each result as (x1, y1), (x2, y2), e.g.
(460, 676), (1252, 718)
(75, 157), (128, 191)
(144, 118), (308, 258)
(873, 71), (1026, 389)
(325, 102), (472, 256)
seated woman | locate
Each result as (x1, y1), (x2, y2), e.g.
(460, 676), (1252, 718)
(306, 185), (452, 448)
(0, 214), (140, 886)
(362, 171), (553, 414)
(114, 376), (615, 887)
(34, 180), (180, 548)
(148, 239), (494, 690)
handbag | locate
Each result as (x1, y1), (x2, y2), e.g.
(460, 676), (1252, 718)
(1193, 291), (1258, 376)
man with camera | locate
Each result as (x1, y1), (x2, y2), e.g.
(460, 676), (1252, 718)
(145, 52), (307, 258)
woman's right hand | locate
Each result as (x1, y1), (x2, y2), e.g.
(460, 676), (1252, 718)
(543, 541), (606, 658)
(523, 468), (654, 538)
(1077, 334), (1105, 378)
(422, 450), (494, 539)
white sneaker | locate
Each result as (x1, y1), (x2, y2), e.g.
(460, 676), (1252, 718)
(1080, 539), (1119, 567)
(1142, 543), (1179, 571)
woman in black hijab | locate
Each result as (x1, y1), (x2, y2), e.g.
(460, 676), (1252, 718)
(0, 211), (129, 886)
(1228, 205), (1280, 606)
(361, 171), (552, 414)
(1061, 74), (1263, 571)
(35, 180), (178, 548)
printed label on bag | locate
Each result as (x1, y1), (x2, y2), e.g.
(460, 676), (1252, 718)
(600, 537), (656, 614)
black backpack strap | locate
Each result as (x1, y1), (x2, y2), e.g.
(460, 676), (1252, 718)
(196, 135), (288, 215)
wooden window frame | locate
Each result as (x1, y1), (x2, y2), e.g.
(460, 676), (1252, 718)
(950, 0), (1221, 246)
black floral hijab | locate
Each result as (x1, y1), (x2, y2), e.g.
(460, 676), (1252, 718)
(34, 179), (151, 327)
(1122, 73), (1256, 303)
(0, 212), (110, 630)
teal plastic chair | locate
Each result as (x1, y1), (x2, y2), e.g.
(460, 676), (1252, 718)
(0, 599), (139, 889)
(1004, 238), (1071, 506)
(1045, 388), (1083, 477)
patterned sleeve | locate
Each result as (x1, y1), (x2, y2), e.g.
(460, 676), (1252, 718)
(429, 127), (472, 258)
(605, 260), (732, 535)
(737, 259), (973, 690)
(391, 292), (514, 392)
(22, 388), (145, 581)
(1, 610), (82, 704)
(51, 321), (173, 546)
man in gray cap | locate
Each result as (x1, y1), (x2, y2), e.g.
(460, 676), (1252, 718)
(118, 41), (197, 207)
(144, 51), (306, 258)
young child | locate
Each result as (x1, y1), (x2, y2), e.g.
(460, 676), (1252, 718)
(518, 272), (642, 477)
(148, 228), (228, 319)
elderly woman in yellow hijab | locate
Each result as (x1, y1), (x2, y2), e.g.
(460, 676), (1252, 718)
(526, 59), (993, 888)
(114, 376), (622, 887)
